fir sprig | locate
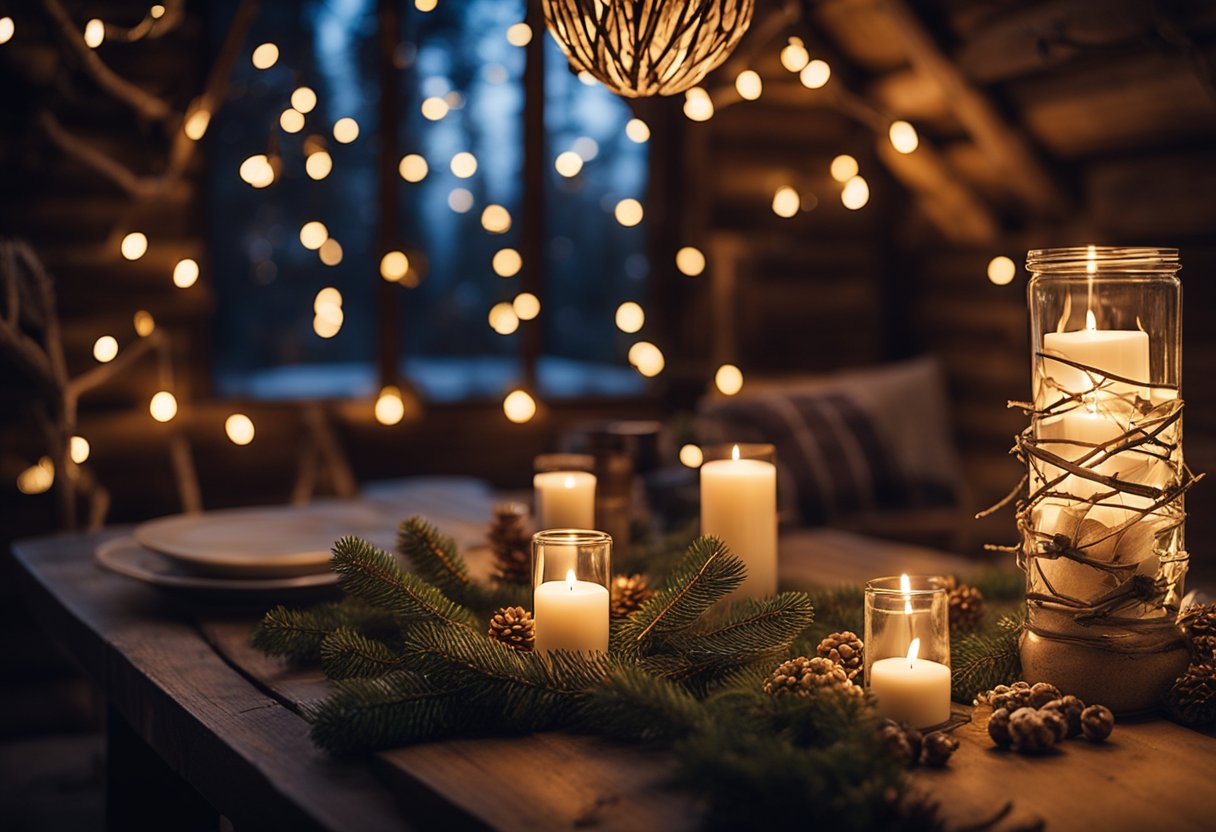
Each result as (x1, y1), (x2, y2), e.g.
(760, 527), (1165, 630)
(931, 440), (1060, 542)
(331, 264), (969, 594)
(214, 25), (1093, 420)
(251, 600), (394, 661)
(397, 516), (475, 600)
(950, 611), (1024, 703)
(320, 627), (407, 680)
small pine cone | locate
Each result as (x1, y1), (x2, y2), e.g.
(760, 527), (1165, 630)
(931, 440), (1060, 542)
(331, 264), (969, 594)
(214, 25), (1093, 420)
(987, 707), (1013, 748)
(1028, 681), (1063, 709)
(1166, 662), (1216, 728)
(974, 681), (1030, 709)
(488, 503), (532, 585)
(1080, 704), (1115, 742)
(764, 656), (864, 701)
(1040, 695), (1086, 738)
(816, 631), (864, 684)
(948, 583), (985, 631)
(989, 681), (1034, 712)
(1008, 707), (1060, 754)
(611, 573), (657, 619)
(877, 720), (920, 768)
(921, 732), (960, 768)
(1181, 604), (1216, 661)
(487, 606), (534, 652)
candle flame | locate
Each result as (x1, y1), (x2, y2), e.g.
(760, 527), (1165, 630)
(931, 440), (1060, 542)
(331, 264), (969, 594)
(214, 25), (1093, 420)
(1086, 309), (1097, 331)
(900, 573), (912, 615)
(731, 444), (740, 461)
(566, 569), (576, 588)
(907, 637), (920, 665)
(564, 474), (575, 488)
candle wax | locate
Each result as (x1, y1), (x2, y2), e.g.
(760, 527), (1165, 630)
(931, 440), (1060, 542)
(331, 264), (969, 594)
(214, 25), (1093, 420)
(533, 579), (609, 654)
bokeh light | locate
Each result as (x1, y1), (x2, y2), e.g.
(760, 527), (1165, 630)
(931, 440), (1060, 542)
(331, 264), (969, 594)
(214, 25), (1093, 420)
(225, 413), (255, 445)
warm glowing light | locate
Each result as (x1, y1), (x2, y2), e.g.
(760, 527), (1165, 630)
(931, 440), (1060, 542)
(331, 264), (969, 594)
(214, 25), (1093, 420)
(84, 18), (104, 48)
(291, 86), (317, 114)
(780, 37), (809, 72)
(900, 573), (912, 615)
(299, 221), (328, 250)
(279, 108), (305, 133)
(554, 151), (583, 178)
(318, 238), (343, 266)
(173, 258), (199, 288)
(683, 87), (714, 121)
(238, 154), (275, 188)
(314, 287), (342, 313)
(888, 120), (919, 154)
(715, 364), (744, 395)
(133, 310), (155, 337)
(121, 232), (148, 260)
(0, 17), (14, 45)
(772, 186), (800, 218)
(625, 118), (650, 143)
(480, 204), (511, 233)
(374, 387), (406, 425)
(614, 198), (643, 227)
(731, 444), (741, 461)
(305, 150), (333, 180)
(70, 436), (90, 464)
(333, 117), (359, 143)
(1086, 244), (1097, 275)
(615, 301), (645, 333)
(415, 0), (437, 10)
(628, 341), (665, 377)
(503, 389), (536, 423)
(830, 154), (858, 183)
(149, 391), (178, 423)
(506, 21), (532, 46)
(450, 151), (477, 178)
(183, 108), (211, 140)
(151, 4), (165, 18)
(421, 96), (449, 120)
(17, 457), (54, 495)
(799, 59), (831, 89)
(907, 637), (920, 664)
(488, 302), (520, 335)
(225, 413), (255, 445)
(493, 248), (522, 278)
(676, 246), (706, 277)
(841, 176), (870, 210)
(448, 188), (474, 213)
(987, 256), (1016, 286)
(380, 251), (409, 281)
(1086, 309), (1097, 331)
(399, 153), (428, 182)
(679, 444), (703, 468)
(735, 69), (762, 100)
(251, 42), (278, 69)
(513, 292), (540, 320)
(92, 335), (118, 363)
(313, 309), (343, 338)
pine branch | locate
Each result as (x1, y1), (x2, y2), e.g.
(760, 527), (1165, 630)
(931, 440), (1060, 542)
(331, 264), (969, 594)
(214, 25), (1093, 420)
(251, 600), (393, 661)
(309, 671), (470, 753)
(320, 628), (406, 680)
(950, 612), (1024, 703)
(397, 516), (477, 602)
(580, 665), (708, 743)
(800, 585), (865, 649)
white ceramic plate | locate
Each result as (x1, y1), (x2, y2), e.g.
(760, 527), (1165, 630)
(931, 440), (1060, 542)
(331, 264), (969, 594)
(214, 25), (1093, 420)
(133, 502), (398, 578)
(95, 536), (340, 597)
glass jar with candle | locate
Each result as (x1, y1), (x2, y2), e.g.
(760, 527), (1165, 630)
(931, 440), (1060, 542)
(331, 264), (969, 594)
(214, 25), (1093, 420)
(531, 529), (611, 654)
(864, 575), (951, 729)
(699, 443), (777, 599)
(1023, 246), (1190, 712)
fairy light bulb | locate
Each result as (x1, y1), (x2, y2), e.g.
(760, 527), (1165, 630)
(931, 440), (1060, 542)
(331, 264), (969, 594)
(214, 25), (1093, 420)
(683, 87), (714, 121)
(279, 108), (305, 133)
(830, 154), (858, 183)
(554, 151), (583, 178)
(251, 42), (278, 69)
(149, 391), (178, 423)
(481, 204), (511, 233)
(133, 310), (155, 337)
(506, 22), (531, 46)
(183, 108), (211, 140)
(17, 457), (54, 494)
(841, 175), (869, 210)
(291, 87), (317, 114)
(225, 413), (255, 445)
(374, 387), (406, 425)
(679, 444), (703, 468)
(735, 70), (762, 101)
(121, 232), (148, 260)
(493, 248), (522, 278)
(715, 364), (744, 396)
(615, 302), (645, 333)
(450, 151), (477, 178)
(799, 59), (831, 89)
(70, 436), (90, 464)
(625, 118), (650, 143)
(173, 258), (199, 288)
(987, 256), (1016, 286)
(299, 221), (328, 250)
(614, 198), (643, 227)
(488, 302), (520, 335)
(333, 117), (359, 143)
(318, 238), (343, 266)
(780, 37), (809, 72)
(399, 154), (428, 182)
(888, 120), (919, 154)
(772, 186), (800, 218)
(306, 150), (333, 180)
(0, 17), (14, 45)
(380, 251), (409, 281)
(503, 389), (536, 424)
(676, 246), (706, 277)
(83, 19), (104, 48)
(512, 292), (540, 321)
(93, 336), (118, 363)
(421, 97), (449, 121)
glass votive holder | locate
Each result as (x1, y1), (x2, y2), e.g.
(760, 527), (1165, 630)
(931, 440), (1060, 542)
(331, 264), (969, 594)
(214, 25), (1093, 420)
(699, 443), (777, 599)
(531, 529), (611, 654)
(864, 575), (951, 729)
(533, 454), (597, 531)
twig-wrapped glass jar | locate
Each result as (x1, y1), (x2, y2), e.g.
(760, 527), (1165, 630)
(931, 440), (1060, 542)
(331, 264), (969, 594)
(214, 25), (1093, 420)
(864, 576), (951, 728)
(531, 529), (611, 654)
(1020, 246), (1192, 712)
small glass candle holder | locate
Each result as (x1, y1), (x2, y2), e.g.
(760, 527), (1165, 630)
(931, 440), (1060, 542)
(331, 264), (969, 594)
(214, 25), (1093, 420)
(699, 443), (777, 599)
(531, 529), (611, 654)
(864, 575), (951, 729)
(533, 454), (597, 531)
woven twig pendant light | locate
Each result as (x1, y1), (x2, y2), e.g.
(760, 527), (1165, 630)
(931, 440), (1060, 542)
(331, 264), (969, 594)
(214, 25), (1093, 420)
(542, 0), (756, 98)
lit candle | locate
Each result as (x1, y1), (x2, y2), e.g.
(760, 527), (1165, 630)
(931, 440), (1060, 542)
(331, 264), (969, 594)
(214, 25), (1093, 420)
(700, 445), (777, 598)
(533, 471), (596, 530)
(533, 568), (610, 654)
(868, 638), (952, 729)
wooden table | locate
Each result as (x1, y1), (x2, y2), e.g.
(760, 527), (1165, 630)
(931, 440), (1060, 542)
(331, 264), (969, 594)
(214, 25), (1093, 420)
(11, 486), (1216, 831)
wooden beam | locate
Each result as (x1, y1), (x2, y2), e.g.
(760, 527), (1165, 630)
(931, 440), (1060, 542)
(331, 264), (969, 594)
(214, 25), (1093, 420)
(875, 0), (1071, 217)
(876, 139), (999, 245)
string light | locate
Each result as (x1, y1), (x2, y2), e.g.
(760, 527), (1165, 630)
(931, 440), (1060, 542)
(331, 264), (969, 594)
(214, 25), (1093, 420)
(150, 5), (165, 19)
(173, 258), (199, 288)
(291, 86), (317, 114)
(888, 120), (919, 154)
(987, 256), (1016, 286)
(279, 108), (305, 133)
(17, 457), (54, 495)
(92, 335), (118, 363)
(554, 151), (583, 178)
(0, 17), (14, 45)
(841, 175), (869, 210)
(615, 301), (644, 333)
(679, 444), (703, 468)
(493, 248), (522, 278)
(299, 221), (328, 250)
(374, 387), (406, 426)
(133, 310), (155, 337)
(675, 246), (706, 277)
(683, 87), (713, 121)
(628, 341), (665, 377)
(318, 238), (343, 266)
(421, 97), (449, 121)
(120, 232), (148, 260)
(625, 118), (650, 143)
(506, 22), (532, 46)
(314, 287), (342, 312)
(735, 70), (762, 101)
(488, 302), (520, 335)
(238, 154), (274, 188)
(799, 59), (830, 89)
(780, 37), (809, 72)
(380, 251), (409, 281)
(83, 19), (104, 48)
(399, 153), (428, 182)
(305, 150), (333, 180)
(513, 292), (540, 320)
(415, 0), (437, 11)
(480, 204), (511, 233)
(225, 413), (255, 445)
(448, 188), (473, 213)
(149, 391), (178, 423)
(772, 186), (800, 218)
(715, 364), (744, 395)
(183, 108), (210, 140)
(830, 154), (858, 183)
(251, 42), (278, 69)
(333, 117), (359, 143)
(450, 151), (477, 178)
(70, 436), (90, 464)
(313, 298), (343, 337)
(502, 389), (536, 424)
(614, 198), (643, 227)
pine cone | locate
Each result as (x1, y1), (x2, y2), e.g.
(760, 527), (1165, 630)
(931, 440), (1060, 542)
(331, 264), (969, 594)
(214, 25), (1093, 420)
(1166, 662), (1216, 728)
(1040, 695), (1086, 738)
(487, 606), (535, 652)
(920, 731), (960, 768)
(948, 583), (985, 631)
(816, 631), (864, 684)
(763, 656), (865, 701)
(489, 503), (531, 585)
(611, 573), (656, 618)
(1181, 604), (1216, 661)
(987, 707), (1013, 748)
(1008, 707), (1062, 754)
(976, 681), (1032, 711)
(1027, 681), (1062, 709)
(1081, 704), (1115, 742)
(877, 720), (921, 768)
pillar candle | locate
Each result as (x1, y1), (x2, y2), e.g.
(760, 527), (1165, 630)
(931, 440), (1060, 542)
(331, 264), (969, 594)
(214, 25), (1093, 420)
(700, 446), (777, 598)
(533, 570), (610, 654)
(533, 471), (596, 530)
(869, 639), (951, 729)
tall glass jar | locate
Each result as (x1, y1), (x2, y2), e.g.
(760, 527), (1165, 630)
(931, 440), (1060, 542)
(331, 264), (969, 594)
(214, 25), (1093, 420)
(1021, 246), (1190, 712)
